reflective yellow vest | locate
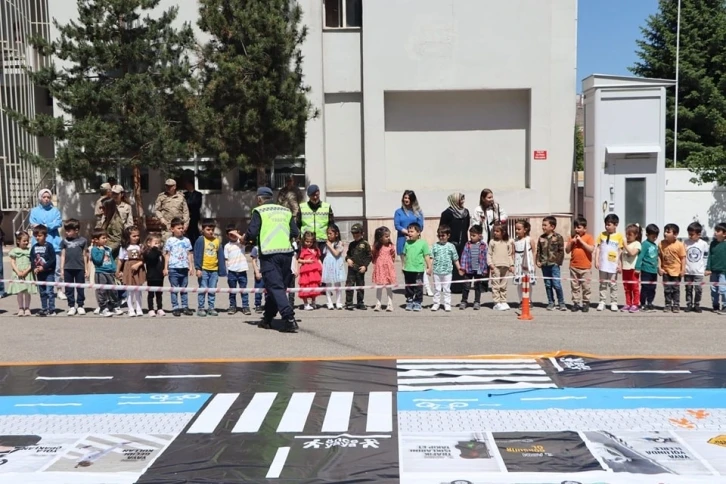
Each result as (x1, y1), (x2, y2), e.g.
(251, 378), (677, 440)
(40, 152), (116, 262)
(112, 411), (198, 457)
(300, 201), (331, 241)
(253, 204), (293, 255)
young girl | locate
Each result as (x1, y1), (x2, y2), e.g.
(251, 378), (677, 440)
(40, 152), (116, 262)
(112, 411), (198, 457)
(513, 220), (537, 306)
(8, 232), (36, 316)
(322, 224), (346, 310)
(297, 231), (323, 310)
(143, 234), (165, 316)
(487, 223), (515, 311)
(117, 226), (146, 317)
(372, 226), (397, 312)
(621, 223), (643, 313)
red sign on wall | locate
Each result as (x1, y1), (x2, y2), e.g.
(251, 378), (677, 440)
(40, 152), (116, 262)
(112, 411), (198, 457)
(534, 150), (548, 160)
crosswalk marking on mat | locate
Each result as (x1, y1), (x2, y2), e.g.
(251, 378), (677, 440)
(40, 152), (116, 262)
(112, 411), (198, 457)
(186, 391), (394, 435)
(396, 358), (557, 392)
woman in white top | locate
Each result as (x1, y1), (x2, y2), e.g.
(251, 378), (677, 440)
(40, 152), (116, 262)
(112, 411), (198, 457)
(471, 188), (507, 243)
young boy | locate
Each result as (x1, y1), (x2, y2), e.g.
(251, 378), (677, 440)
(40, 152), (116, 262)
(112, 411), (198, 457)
(89, 228), (119, 317)
(59, 219), (88, 315)
(403, 223), (432, 311)
(658, 223), (687, 312)
(224, 224), (251, 315)
(635, 224), (660, 312)
(164, 217), (194, 317)
(536, 216), (566, 311)
(249, 245), (266, 312)
(458, 224), (488, 310)
(566, 217), (595, 312)
(30, 225), (56, 316)
(430, 225), (461, 312)
(706, 222), (726, 313)
(345, 223), (372, 310)
(684, 221), (709, 313)
(593, 214), (623, 312)
(194, 219), (226, 317)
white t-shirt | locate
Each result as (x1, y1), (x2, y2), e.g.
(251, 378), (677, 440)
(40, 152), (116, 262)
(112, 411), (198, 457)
(622, 241), (641, 270)
(224, 241), (248, 272)
(685, 238), (709, 275)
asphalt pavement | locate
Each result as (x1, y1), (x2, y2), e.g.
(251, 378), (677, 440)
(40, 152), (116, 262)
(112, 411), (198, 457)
(0, 258), (723, 362)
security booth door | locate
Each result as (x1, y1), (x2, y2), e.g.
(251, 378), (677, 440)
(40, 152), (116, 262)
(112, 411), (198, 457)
(607, 153), (658, 229)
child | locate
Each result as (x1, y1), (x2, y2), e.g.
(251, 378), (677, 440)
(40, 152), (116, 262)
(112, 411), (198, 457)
(513, 220), (537, 307)
(487, 223), (514, 311)
(658, 223), (686, 312)
(164, 217), (194, 317)
(194, 218), (227, 317)
(684, 221), (709, 313)
(143, 234), (165, 317)
(635, 224), (660, 312)
(403, 223), (432, 311)
(706, 223), (726, 313)
(224, 224), (251, 315)
(430, 225), (460, 312)
(8, 231), (36, 316)
(90, 228), (120, 317)
(566, 217), (594, 312)
(372, 226), (397, 312)
(60, 218), (88, 315)
(249, 245), (266, 312)
(322, 224), (346, 310)
(621, 224), (643, 313)
(345, 223), (373, 310)
(117, 226), (146, 317)
(536, 216), (566, 311)
(30, 225), (56, 316)
(298, 231), (323, 310)
(593, 213), (623, 312)
(458, 224), (488, 310)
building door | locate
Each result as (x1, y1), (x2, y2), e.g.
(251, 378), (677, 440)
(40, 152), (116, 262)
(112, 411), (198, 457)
(610, 155), (657, 230)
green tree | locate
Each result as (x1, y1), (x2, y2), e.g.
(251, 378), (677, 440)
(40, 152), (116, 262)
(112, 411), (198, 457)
(7, 0), (197, 218)
(631, 0), (726, 184)
(197, 0), (318, 187)
(574, 125), (584, 172)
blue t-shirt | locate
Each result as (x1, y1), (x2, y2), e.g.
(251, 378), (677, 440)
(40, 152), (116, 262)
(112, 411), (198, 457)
(164, 236), (192, 269)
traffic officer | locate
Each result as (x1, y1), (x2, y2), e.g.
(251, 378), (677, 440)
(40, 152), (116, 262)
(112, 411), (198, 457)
(298, 184), (333, 255)
(154, 179), (189, 242)
(235, 187), (300, 333)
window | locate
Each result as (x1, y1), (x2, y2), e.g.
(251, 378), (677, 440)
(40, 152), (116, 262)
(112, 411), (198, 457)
(324, 0), (362, 28)
(167, 160), (223, 192)
(235, 158), (305, 191)
(80, 166), (149, 194)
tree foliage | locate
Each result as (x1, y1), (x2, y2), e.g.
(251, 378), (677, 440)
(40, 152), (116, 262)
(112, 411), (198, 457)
(631, 0), (726, 184)
(197, 0), (318, 187)
(574, 126), (584, 172)
(6, 0), (197, 216)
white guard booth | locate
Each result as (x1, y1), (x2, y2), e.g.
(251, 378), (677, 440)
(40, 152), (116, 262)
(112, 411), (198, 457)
(582, 74), (676, 232)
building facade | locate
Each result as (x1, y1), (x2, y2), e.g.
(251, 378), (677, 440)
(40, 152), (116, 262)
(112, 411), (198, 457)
(34, 0), (577, 238)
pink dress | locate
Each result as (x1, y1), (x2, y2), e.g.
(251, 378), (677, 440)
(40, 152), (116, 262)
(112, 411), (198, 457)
(298, 247), (323, 298)
(372, 244), (397, 285)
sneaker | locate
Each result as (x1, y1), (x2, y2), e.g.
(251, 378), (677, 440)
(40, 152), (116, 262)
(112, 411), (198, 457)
(304, 304), (313, 311)
(405, 302), (413, 311)
(597, 302), (605, 311)
(336, 304), (344, 310)
(57, 292), (67, 300)
(148, 310), (157, 317)
(173, 309), (181, 317)
(694, 306), (703, 313)
(24, 309), (32, 317)
(610, 303), (618, 312)
(647, 304), (656, 312)
(101, 309), (112, 317)
(502, 303), (511, 310)
(444, 305), (451, 312)
(620, 305), (631, 312)
(571, 304), (581, 312)
(114, 308), (124, 316)
(208, 309), (219, 316)
(76, 307), (86, 315)
(672, 306), (680, 313)
(386, 304), (394, 312)
(663, 306), (670, 313)
(17, 310), (25, 318)
(431, 304), (440, 311)
(459, 302), (467, 310)
(629, 305), (640, 313)
(254, 306), (264, 313)
(559, 303), (567, 311)
(581, 305), (590, 313)
(128, 309), (137, 317)
(329, 303), (337, 311)
(413, 303), (422, 312)
(197, 309), (207, 317)
(345, 304), (355, 311)
(473, 302), (481, 310)
(492, 303), (501, 311)
(36, 310), (47, 317)
(120, 298), (127, 306)
(357, 303), (367, 310)
(241, 307), (251, 315)
(94, 307), (101, 315)
(67, 307), (77, 316)
(47, 310), (56, 316)
(547, 303), (555, 311)
(183, 308), (194, 316)
(156, 309), (166, 317)
(227, 307), (237, 315)
(684, 305), (693, 313)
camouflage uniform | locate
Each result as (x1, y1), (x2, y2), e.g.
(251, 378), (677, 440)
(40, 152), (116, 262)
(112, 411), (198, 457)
(345, 224), (372, 308)
(154, 191), (189, 241)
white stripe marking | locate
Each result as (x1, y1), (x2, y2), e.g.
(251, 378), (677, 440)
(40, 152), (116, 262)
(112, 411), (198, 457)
(265, 447), (290, 478)
(398, 376), (553, 384)
(145, 374), (222, 379)
(397, 364), (543, 370)
(277, 393), (315, 432)
(612, 370), (691, 374)
(118, 401), (182, 405)
(520, 396), (587, 401)
(397, 358), (537, 364)
(549, 357), (564, 372)
(36, 376), (114, 380)
(398, 369), (547, 377)
(366, 391), (393, 432)
(15, 403), (81, 407)
(412, 398), (479, 402)
(398, 383), (557, 391)
(187, 393), (239, 434)
(622, 396), (693, 400)
(321, 392), (353, 432)
(232, 392), (277, 433)
(294, 434), (392, 439)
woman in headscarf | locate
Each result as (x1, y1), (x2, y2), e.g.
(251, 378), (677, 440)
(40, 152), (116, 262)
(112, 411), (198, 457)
(393, 190), (432, 295)
(439, 193), (471, 293)
(471, 188), (508, 243)
(29, 189), (63, 298)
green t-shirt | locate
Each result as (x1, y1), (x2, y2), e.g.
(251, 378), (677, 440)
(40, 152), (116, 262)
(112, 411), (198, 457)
(403, 239), (431, 272)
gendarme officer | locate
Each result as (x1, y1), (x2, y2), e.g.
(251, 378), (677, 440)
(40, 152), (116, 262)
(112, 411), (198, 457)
(235, 187), (300, 333)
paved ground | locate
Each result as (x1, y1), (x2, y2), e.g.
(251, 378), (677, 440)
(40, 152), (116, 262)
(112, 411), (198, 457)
(0, 257), (723, 362)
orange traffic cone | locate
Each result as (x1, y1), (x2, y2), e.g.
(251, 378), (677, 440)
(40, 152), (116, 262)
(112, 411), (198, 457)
(518, 274), (534, 321)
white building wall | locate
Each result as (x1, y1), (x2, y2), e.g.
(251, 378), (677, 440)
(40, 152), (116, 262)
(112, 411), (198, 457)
(665, 169), (726, 238)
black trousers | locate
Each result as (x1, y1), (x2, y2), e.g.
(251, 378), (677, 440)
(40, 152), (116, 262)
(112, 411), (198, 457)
(403, 271), (423, 304)
(640, 271), (657, 306)
(461, 273), (483, 303)
(346, 269), (365, 305)
(663, 274), (681, 307)
(262, 253), (295, 320)
(147, 279), (164, 310)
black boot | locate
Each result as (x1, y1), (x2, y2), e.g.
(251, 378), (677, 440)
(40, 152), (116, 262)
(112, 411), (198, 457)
(258, 317), (272, 330)
(281, 317), (298, 333)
